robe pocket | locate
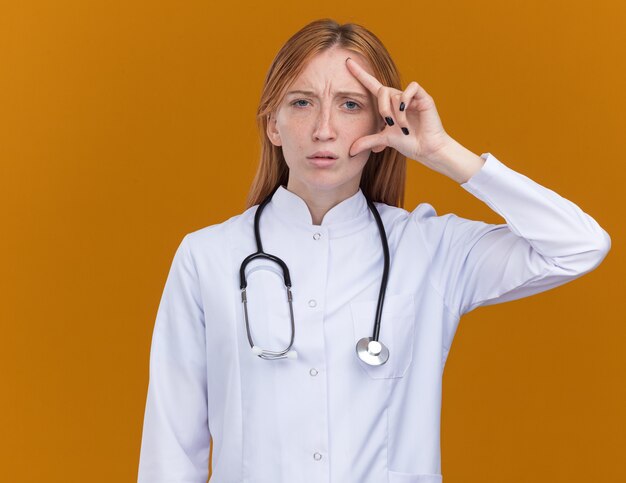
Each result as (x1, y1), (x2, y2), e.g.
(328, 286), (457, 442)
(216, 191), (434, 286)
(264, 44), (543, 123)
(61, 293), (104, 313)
(388, 471), (443, 483)
(349, 292), (416, 379)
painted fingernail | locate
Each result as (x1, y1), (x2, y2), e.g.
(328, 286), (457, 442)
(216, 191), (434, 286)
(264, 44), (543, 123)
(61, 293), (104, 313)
(385, 116), (394, 126)
(401, 127), (409, 135)
(399, 102), (405, 111)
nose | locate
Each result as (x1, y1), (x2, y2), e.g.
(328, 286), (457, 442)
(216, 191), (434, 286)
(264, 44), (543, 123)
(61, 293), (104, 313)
(312, 104), (337, 142)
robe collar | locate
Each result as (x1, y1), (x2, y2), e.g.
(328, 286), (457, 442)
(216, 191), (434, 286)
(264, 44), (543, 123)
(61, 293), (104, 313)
(267, 184), (372, 238)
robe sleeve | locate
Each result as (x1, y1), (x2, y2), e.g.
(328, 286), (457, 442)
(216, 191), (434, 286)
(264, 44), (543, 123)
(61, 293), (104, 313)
(412, 152), (611, 318)
(137, 234), (211, 483)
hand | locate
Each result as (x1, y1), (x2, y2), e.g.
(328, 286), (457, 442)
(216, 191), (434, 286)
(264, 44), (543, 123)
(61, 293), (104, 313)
(345, 57), (451, 168)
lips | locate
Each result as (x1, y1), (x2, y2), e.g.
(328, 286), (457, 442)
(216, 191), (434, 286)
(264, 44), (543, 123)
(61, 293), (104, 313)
(307, 156), (337, 168)
(307, 151), (339, 159)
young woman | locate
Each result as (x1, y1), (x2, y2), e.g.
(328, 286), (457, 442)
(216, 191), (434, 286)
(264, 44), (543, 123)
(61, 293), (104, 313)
(137, 18), (611, 483)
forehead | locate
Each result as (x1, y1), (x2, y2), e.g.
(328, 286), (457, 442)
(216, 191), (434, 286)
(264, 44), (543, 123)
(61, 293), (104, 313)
(287, 48), (375, 95)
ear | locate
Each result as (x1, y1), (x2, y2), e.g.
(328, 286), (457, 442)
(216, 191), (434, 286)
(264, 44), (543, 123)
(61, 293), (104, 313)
(266, 113), (282, 147)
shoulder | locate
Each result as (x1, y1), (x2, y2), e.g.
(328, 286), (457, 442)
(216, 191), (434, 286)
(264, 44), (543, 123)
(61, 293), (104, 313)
(408, 201), (471, 229)
(372, 200), (471, 244)
(182, 204), (259, 254)
(371, 201), (409, 226)
(372, 200), (456, 232)
(407, 201), (496, 251)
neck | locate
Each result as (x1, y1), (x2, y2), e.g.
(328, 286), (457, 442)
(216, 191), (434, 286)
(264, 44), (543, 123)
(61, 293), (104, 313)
(285, 180), (359, 225)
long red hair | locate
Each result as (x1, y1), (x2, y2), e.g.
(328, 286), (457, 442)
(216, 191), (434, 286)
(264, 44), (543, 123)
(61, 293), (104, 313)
(245, 18), (406, 209)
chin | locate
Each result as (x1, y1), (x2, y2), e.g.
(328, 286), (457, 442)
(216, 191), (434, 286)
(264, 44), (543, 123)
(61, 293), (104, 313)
(303, 174), (357, 193)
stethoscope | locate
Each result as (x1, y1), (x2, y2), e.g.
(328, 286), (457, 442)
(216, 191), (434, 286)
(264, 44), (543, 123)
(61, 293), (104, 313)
(239, 184), (391, 366)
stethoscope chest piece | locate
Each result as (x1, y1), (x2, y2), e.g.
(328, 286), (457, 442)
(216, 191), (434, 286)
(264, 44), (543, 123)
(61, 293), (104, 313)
(356, 336), (389, 366)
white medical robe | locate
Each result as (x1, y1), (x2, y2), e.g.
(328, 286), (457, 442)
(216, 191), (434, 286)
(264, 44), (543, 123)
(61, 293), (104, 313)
(137, 152), (611, 483)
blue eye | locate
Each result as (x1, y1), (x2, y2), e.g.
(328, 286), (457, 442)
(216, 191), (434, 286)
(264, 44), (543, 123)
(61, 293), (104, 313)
(290, 99), (362, 110)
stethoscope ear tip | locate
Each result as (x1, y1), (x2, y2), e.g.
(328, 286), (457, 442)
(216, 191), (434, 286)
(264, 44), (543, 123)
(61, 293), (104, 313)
(287, 350), (298, 359)
(251, 345), (264, 356)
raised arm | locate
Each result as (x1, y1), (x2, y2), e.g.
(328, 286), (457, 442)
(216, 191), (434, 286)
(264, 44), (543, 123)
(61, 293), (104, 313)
(413, 148), (611, 317)
(340, 56), (609, 349)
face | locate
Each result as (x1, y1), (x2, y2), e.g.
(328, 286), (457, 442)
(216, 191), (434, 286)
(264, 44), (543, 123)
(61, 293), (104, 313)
(266, 46), (385, 199)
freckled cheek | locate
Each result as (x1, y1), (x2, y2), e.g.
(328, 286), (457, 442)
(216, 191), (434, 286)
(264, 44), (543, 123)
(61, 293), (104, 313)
(349, 119), (379, 143)
(277, 120), (304, 148)
(280, 126), (309, 160)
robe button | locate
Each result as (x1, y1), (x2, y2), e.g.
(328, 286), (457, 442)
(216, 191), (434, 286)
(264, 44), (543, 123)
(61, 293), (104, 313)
(313, 452), (322, 461)
(313, 232), (322, 240)
(309, 368), (318, 376)
(308, 299), (317, 308)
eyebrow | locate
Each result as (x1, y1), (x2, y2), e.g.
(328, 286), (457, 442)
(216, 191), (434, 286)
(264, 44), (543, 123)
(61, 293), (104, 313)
(285, 89), (370, 100)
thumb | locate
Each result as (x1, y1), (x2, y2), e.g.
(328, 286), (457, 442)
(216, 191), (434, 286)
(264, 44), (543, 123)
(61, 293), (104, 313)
(349, 132), (387, 158)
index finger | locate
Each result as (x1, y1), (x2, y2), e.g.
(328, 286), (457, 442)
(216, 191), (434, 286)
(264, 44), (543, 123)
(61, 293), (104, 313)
(345, 57), (383, 95)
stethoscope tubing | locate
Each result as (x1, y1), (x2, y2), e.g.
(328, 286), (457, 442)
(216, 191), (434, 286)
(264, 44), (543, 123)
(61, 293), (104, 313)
(364, 195), (390, 343)
(239, 183), (390, 365)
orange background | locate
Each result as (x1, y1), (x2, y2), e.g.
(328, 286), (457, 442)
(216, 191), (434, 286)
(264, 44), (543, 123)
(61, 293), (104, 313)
(1, 1), (623, 482)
